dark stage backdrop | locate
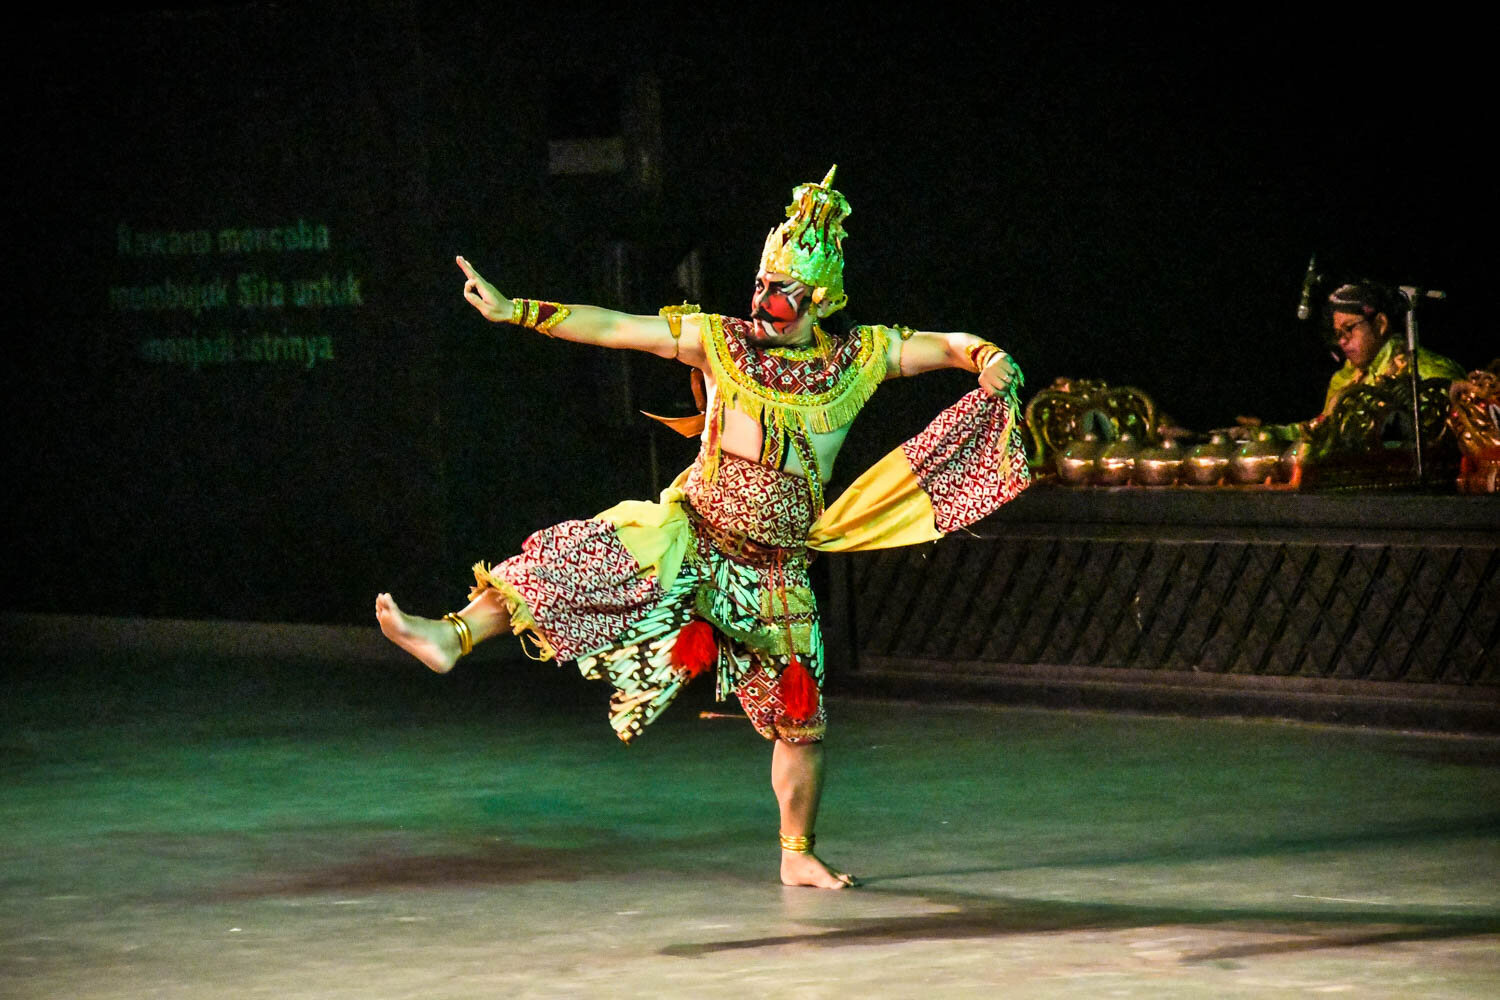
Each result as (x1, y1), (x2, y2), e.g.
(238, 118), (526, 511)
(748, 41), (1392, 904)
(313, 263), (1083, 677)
(10, 6), (1483, 625)
(11, 5), (448, 623)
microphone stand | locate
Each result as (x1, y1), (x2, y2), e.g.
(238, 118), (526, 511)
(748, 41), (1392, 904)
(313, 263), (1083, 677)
(1397, 284), (1446, 486)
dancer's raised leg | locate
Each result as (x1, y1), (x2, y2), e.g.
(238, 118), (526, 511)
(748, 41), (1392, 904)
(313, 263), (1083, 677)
(375, 589), (511, 674)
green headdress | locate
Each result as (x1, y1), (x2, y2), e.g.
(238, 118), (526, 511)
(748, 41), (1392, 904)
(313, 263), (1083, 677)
(759, 165), (851, 315)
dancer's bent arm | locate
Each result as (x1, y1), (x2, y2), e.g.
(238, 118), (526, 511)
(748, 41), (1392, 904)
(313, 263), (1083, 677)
(887, 329), (1023, 396)
(456, 255), (704, 365)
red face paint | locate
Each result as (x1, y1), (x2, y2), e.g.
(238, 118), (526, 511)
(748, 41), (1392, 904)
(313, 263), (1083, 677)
(751, 275), (808, 334)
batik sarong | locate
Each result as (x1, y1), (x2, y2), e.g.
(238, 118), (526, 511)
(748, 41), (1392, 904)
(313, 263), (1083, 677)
(473, 451), (825, 744)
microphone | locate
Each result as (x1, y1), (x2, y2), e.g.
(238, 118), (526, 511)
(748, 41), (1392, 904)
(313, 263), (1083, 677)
(1396, 285), (1446, 354)
(1296, 254), (1319, 321)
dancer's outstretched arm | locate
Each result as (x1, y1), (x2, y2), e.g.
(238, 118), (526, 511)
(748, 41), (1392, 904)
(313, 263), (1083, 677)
(457, 255), (704, 365)
(886, 329), (1024, 396)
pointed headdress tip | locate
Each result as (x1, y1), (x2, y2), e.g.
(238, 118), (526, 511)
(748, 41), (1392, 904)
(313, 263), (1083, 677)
(760, 166), (853, 313)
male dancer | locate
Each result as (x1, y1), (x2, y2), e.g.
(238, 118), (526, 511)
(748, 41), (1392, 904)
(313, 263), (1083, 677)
(378, 167), (1029, 888)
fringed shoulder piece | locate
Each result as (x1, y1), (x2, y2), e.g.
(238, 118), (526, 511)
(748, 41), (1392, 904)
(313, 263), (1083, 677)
(701, 315), (886, 434)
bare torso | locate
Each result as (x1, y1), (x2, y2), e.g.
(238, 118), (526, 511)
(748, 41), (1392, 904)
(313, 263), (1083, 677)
(707, 369), (855, 483)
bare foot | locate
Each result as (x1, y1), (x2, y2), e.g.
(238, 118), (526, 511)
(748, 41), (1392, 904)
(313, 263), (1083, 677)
(375, 592), (461, 674)
(781, 849), (858, 889)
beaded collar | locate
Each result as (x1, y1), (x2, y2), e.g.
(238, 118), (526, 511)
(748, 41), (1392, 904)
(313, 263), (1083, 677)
(704, 316), (886, 433)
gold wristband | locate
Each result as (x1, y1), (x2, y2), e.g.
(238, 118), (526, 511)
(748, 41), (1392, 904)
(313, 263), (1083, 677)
(779, 833), (815, 853)
(443, 612), (474, 658)
(967, 342), (1002, 373)
(509, 298), (572, 337)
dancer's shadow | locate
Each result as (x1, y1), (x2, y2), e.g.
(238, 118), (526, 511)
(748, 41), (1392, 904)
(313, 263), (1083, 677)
(855, 809), (1500, 886)
(660, 885), (1500, 961)
(661, 812), (1500, 961)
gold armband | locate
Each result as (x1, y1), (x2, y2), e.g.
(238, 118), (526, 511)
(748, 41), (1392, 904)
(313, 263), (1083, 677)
(658, 302), (701, 358)
(509, 298), (572, 337)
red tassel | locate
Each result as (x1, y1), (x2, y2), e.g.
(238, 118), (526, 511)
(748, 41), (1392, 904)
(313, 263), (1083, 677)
(778, 657), (820, 720)
(669, 620), (717, 679)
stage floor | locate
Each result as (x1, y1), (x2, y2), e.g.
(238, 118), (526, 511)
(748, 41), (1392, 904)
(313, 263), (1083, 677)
(3, 631), (1498, 999)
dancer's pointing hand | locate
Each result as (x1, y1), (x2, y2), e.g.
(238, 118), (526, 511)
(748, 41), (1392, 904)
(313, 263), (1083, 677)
(457, 255), (510, 322)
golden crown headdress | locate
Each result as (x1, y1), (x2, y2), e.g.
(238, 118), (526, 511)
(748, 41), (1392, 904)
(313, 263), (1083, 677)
(759, 165), (851, 315)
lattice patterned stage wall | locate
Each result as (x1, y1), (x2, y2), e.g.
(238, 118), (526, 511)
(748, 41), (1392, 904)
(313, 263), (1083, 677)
(825, 490), (1499, 729)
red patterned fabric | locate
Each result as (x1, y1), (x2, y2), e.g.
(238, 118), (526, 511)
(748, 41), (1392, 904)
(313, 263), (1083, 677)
(481, 450), (825, 743)
(734, 659), (826, 744)
(486, 519), (656, 661)
(901, 388), (1032, 533)
(719, 316), (869, 397)
(684, 451), (816, 547)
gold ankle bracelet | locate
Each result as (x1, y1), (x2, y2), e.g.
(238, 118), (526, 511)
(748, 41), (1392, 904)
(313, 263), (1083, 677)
(443, 612), (474, 657)
(779, 833), (814, 853)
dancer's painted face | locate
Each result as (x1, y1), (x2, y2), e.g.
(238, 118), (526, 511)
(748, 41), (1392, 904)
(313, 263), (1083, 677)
(750, 272), (811, 336)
